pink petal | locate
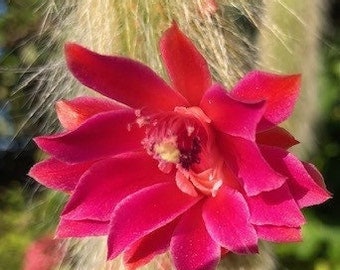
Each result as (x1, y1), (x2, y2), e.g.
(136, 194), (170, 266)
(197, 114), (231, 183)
(160, 23), (211, 105)
(35, 110), (144, 163)
(62, 152), (172, 221)
(107, 182), (201, 259)
(200, 84), (266, 140)
(303, 162), (327, 188)
(255, 225), (302, 242)
(260, 146), (331, 208)
(28, 158), (92, 192)
(23, 236), (64, 270)
(56, 96), (128, 130)
(248, 183), (305, 227)
(202, 186), (258, 254)
(219, 134), (286, 196)
(65, 43), (188, 111)
(170, 202), (221, 270)
(56, 218), (109, 238)
(256, 126), (299, 149)
(175, 169), (199, 197)
(231, 71), (301, 130)
(124, 219), (178, 270)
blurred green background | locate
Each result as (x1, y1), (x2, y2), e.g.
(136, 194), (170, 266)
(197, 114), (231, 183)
(0, 0), (339, 269)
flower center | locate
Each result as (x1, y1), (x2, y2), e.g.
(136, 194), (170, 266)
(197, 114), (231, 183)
(140, 108), (205, 172)
(153, 137), (180, 163)
(138, 106), (223, 197)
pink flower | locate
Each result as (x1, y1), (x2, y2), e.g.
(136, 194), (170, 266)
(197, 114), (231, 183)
(29, 23), (330, 270)
(23, 236), (64, 270)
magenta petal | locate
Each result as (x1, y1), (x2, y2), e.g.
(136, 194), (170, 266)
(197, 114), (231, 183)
(248, 183), (305, 227)
(62, 152), (172, 221)
(170, 202), (220, 270)
(124, 219), (178, 269)
(65, 43), (188, 111)
(56, 218), (109, 238)
(219, 134), (286, 196)
(160, 23), (212, 105)
(303, 162), (327, 189)
(200, 84), (265, 140)
(255, 225), (302, 243)
(260, 146), (331, 208)
(107, 182), (201, 259)
(231, 71), (301, 130)
(203, 186), (258, 254)
(56, 96), (128, 130)
(256, 126), (299, 149)
(28, 158), (92, 192)
(35, 110), (144, 163)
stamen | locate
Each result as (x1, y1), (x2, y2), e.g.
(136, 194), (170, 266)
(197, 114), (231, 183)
(154, 138), (180, 163)
(179, 137), (201, 170)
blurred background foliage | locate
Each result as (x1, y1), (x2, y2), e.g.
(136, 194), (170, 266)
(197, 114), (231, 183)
(0, 1), (62, 269)
(0, 0), (339, 269)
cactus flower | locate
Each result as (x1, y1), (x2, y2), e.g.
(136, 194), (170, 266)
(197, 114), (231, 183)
(29, 23), (330, 270)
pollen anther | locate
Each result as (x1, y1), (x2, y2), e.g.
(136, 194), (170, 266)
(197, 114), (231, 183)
(154, 138), (180, 163)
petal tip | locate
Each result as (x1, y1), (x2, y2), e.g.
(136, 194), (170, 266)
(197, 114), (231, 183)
(64, 42), (83, 58)
(64, 42), (92, 73)
(33, 136), (48, 150)
(27, 165), (37, 179)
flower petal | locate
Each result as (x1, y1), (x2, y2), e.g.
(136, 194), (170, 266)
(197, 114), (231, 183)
(124, 219), (178, 270)
(160, 23), (211, 105)
(231, 71), (301, 130)
(219, 134), (286, 196)
(170, 202), (221, 270)
(28, 158), (92, 192)
(107, 182), (201, 259)
(175, 169), (199, 197)
(260, 146), (331, 208)
(65, 43), (188, 111)
(248, 183), (305, 227)
(303, 162), (327, 188)
(56, 96), (128, 130)
(56, 218), (109, 238)
(255, 225), (302, 243)
(35, 110), (144, 163)
(61, 152), (172, 221)
(203, 186), (258, 254)
(256, 126), (299, 149)
(200, 84), (265, 140)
